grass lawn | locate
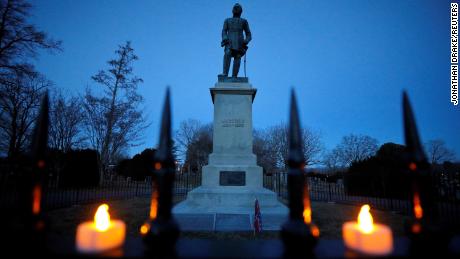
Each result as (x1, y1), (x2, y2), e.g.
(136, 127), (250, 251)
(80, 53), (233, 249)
(47, 197), (409, 240)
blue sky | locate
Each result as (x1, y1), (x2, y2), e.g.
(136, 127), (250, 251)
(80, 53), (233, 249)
(30, 0), (459, 159)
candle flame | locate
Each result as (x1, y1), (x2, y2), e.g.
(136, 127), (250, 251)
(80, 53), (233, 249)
(32, 184), (41, 215)
(150, 189), (158, 219)
(303, 184), (311, 224)
(94, 204), (111, 232)
(413, 193), (423, 219)
(357, 204), (374, 234)
(154, 162), (162, 170)
(411, 222), (422, 234)
(311, 225), (320, 237)
(140, 223), (150, 235)
(303, 207), (311, 224)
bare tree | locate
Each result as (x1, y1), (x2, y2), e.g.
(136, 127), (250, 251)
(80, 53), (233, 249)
(48, 91), (85, 151)
(265, 123), (323, 170)
(425, 139), (456, 164)
(182, 123), (212, 172)
(175, 119), (202, 161)
(0, 71), (50, 157)
(83, 42), (146, 178)
(253, 128), (278, 174)
(322, 148), (343, 171)
(176, 120), (322, 173)
(265, 124), (286, 169)
(0, 0), (61, 76)
(302, 127), (324, 165)
(331, 134), (379, 167)
(0, 0), (60, 158)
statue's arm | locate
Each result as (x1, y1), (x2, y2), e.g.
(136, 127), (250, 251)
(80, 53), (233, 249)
(221, 19), (228, 42)
(243, 19), (252, 44)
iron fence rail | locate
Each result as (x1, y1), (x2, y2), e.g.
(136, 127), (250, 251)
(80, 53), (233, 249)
(0, 171), (202, 211)
(263, 172), (460, 224)
(1, 168), (459, 224)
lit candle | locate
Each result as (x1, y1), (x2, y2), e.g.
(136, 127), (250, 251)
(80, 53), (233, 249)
(342, 204), (393, 256)
(76, 204), (126, 254)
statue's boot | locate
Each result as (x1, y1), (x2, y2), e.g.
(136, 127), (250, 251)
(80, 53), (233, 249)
(222, 52), (231, 76)
(232, 56), (241, 77)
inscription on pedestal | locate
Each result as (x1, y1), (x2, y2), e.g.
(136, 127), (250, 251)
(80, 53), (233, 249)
(221, 119), (245, 128)
(219, 171), (245, 186)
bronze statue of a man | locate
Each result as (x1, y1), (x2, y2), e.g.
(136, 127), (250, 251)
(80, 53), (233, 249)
(220, 3), (252, 78)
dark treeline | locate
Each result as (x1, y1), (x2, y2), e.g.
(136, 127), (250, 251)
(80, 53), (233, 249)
(344, 142), (460, 199)
(47, 149), (100, 188)
(116, 148), (156, 181)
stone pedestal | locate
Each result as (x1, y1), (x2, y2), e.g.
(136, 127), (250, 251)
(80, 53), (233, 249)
(173, 78), (287, 230)
(203, 80), (261, 189)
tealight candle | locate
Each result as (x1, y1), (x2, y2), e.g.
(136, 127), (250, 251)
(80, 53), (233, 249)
(76, 204), (126, 254)
(342, 204), (393, 256)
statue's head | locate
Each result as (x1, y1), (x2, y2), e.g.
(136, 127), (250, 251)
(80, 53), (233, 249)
(232, 3), (242, 18)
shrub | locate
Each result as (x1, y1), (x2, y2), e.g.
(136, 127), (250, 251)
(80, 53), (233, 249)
(116, 148), (155, 181)
(344, 143), (411, 199)
(58, 149), (100, 188)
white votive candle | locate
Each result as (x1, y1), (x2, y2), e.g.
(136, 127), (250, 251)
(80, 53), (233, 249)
(342, 205), (393, 256)
(76, 204), (126, 254)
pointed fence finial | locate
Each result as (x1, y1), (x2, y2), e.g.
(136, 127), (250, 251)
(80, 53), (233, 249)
(281, 89), (318, 257)
(402, 91), (437, 220)
(402, 91), (448, 255)
(143, 88), (179, 256)
(155, 87), (174, 166)
(403, 91), (427, 163)
(20, 91), (49, 251)
(288, 89), (305, 167)
(29, 92), (49, 219)
(31, 92), (49, 162)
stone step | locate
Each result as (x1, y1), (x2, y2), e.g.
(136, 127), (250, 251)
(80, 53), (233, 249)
(174, 213), (288, 231)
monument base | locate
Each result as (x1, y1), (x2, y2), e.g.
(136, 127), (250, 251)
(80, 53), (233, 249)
(174, 158), (287, 216)
(172, 78), (287, 230)
(173, 162), (288, 230)
(173, 186), (288, 231)
(173, 186), (287, 214)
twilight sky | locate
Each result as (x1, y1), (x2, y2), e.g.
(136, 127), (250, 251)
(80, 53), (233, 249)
(30, 0), (459, 160)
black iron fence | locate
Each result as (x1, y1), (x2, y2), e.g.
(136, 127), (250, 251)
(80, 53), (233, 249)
(0, 170), (202, 211)
(3, 165), (458, 222)
(263, 171), (460, 224)
(3, 163), (459, 224)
